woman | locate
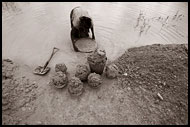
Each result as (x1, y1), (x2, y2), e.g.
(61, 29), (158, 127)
(70, 6), (95, 52)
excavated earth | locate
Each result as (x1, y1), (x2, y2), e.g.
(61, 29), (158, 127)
(2, 43), (188, 125)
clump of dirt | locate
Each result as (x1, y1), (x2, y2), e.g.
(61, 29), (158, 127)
(68, 77), (84, 96)
(2, 59), (38, 125)
(49, 71), (68, 89)
(75, 64), (90, 81)
(105, 63), (120, 79)
(55, 63), (67, 74)
(88, 73), (103, 88)
(114, 44), (188, 124)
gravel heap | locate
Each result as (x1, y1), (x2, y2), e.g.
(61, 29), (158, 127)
(2, 59), (38, 125)
(114, 44), (188, 124)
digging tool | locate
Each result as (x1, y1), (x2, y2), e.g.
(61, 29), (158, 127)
(33, 47), (59, 75)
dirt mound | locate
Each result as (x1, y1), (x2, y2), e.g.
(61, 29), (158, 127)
(114, 44), (188, 124)
(2, 59), (38, 125)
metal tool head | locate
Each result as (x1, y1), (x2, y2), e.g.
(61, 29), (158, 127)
(33, 47), (59, 75)
(33, 66), (51, 75)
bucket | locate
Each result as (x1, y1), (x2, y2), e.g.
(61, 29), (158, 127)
(87, 48), (107, 75)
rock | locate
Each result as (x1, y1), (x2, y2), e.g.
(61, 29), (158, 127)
(119, 97), (124, 103)
(88, 73), (102, 88)
(25, 88), (31, 93)
(68, 77), (84, 96)
(2, 104), (10, 111)
(127, 87), (131, 90)
(50, 72), (68, 88)
(34, 85), (38, 88)
(21, 107), (26, 111)
(36, 121), (43, 125)
(3, 70), (13, 79)
(97, 95), (102, 99)
(18, 119), (22, 122)
(157, 93), (163, 100)
(32, 82), (36, 85)
(2, 93), (9, 99)
(55, 63), (67, 74)
(123, 73), (128, 76)
(75, 64), (90, 81)
(28, 107), (32, 111)
(2, 99), (9, 105)
(3, 59), (13, 63)
(25, 82), (32, 89)
(25, 97), (31, 103)
(105, 64), (119, 78)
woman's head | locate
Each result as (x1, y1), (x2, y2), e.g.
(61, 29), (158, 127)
(79, 16), (92, 29)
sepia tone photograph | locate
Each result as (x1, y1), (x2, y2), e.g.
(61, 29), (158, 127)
(2, 2), (188, 125)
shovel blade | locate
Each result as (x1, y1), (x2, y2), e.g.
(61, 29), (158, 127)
(33, 66), (51, 75)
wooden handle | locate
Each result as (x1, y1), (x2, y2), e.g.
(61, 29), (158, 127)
(42, 47), (59, 71)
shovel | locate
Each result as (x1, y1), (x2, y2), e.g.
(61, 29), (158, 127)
(33, 47), (59, 75)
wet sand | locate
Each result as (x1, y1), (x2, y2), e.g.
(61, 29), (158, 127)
(2, 2), (188, 75)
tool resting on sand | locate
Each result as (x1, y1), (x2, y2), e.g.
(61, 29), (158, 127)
(33, 47), (59, 75)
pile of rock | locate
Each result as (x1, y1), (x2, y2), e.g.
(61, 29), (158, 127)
(2, 59), (38, 125)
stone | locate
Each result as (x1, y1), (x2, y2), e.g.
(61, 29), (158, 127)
(157, 93), (163, 100)
(105, 64), (119, 78)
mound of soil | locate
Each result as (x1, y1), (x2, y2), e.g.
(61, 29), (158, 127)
(2, 59), (38, 125)
(114, 44), (188, 124)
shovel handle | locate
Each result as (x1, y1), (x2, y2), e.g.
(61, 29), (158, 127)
(42, 47), (59, 70)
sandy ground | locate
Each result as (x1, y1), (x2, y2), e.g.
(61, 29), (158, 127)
(2, 43), (188, 125)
